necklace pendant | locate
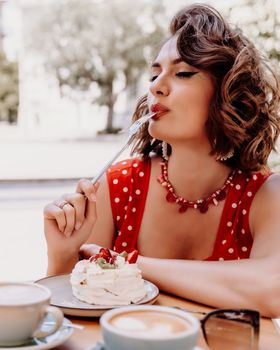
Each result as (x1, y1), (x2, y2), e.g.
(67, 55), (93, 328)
(216, 189), (226, 201)
(199, 202), (209, 213)
(179, 204), (188, 213)
(166, 191), (176, 203)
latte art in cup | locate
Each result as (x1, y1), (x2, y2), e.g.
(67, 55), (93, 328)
(0, 285), (48, 305)
(109, 310), (190, 337)
(0, 282), (63, 347)
(100, 305), (200, 350)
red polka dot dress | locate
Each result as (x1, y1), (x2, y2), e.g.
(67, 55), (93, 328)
(107, 158), (271, 261)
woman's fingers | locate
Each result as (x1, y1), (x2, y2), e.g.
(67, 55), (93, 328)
(76, 179), (100, 201)
(62, 203), (76, 237)
(79, 243), (101, 259)
(44, 179), (100, 239)
(63, 193), (86, 231)
(44, 203), (67, 233)
(79, 244), (116, 260)
(44, 194), (83, 236)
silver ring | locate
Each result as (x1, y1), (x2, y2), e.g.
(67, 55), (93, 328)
(54, 199), (69, 209)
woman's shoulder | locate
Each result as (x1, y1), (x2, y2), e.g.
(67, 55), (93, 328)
(252, 171), (280, 194)
(255, 172), (280, 198)
(250, 172), (280, 216)
(107, 157), (151, 175)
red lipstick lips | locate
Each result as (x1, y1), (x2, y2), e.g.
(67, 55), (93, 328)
(150, 103), (170, 120)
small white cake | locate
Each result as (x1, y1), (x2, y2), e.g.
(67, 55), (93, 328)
(70, 249), (146, 305)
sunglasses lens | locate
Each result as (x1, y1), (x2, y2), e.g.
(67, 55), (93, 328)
(204, 312), (256, 350)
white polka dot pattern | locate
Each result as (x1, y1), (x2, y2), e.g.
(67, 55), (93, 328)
(108, 159), (268, 259)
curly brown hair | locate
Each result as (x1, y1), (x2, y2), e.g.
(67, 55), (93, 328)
(131, 3), (280, 172)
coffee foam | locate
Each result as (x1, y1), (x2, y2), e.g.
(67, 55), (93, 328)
(0, 284), (48, 305)
(109, 310), (190, 338)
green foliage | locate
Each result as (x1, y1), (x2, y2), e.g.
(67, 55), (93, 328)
(28, 0), (167, 132)
(0, 52), (18, 123)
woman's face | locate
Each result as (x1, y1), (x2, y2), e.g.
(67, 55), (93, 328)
(147, 36), (215, 145)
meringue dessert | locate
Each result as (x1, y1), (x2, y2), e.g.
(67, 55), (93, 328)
(70, 249), (147, 305)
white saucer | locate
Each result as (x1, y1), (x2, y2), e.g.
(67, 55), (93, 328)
(0, 314), (73, 350)
(86, 342), (204, 350)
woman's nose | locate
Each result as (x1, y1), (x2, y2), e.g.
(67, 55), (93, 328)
(149, 75), (170, 97)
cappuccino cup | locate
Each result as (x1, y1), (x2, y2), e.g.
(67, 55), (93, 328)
(0, 282), (64, 347)
(100, 305), (200, 350)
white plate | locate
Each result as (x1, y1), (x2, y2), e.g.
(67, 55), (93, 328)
(36, 274), (159, 317)
(86, 343), (204, 350)
(0, 315), (73, 350)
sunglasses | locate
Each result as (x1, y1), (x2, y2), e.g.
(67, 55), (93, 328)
(176, 308), (260, 350)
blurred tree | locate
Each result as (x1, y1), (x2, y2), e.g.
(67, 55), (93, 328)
(29, 0), (167, 133)
(0, 52), (18, 123)
(228, 0), (280, 74)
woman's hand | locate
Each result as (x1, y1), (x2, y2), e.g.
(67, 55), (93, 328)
(44, 179), (99, 274)
(79, 243), (116, 260)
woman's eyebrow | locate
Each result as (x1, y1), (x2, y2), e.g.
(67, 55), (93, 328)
(151, 57), (185, 68)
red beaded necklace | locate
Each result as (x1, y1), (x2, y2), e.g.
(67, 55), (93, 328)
(157, 159), (236, 213)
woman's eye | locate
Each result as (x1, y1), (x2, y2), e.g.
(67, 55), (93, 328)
(149, 75), (158, 82)
(176, 71), (198, 78)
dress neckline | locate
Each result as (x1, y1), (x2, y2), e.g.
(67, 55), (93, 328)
(134, 157), (236, 261)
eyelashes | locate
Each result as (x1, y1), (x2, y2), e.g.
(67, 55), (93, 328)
(176, 72), (198, 78)
(149, 71), (198, 82)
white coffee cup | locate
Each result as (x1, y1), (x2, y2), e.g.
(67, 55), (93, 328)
(0, 282), (64, 347)
(100, 305), (200, 350)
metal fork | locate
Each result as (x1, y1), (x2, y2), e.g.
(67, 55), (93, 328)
(91, 112), (155, 184)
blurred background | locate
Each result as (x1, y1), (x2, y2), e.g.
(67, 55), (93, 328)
(0, 0), (279, 281)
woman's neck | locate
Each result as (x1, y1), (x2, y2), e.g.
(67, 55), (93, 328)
(165, 145), (232, 201)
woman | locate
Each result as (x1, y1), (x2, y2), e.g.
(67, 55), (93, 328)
(44, 4), (280, 316)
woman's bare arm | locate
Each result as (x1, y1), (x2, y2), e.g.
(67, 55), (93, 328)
(138, 174), (280, 317)
(86, 174), (115, 248)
